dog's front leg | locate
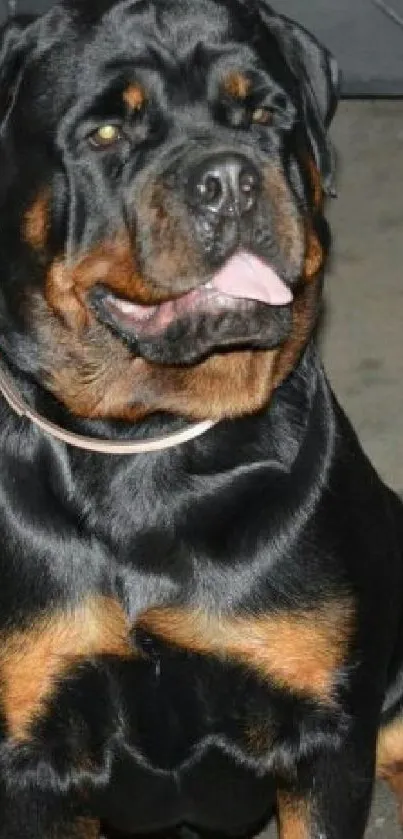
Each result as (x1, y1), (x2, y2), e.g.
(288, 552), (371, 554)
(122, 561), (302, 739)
(0, 659), (111, 838)
(0, 803), (100, 839)
(276, 738), (375, 839)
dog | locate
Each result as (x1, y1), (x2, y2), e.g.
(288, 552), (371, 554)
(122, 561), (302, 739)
(0, 1), (402, 837)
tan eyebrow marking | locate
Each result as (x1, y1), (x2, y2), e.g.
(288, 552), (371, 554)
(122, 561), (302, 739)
(223, 71), (251, 100)
(123, 83), (146, 111)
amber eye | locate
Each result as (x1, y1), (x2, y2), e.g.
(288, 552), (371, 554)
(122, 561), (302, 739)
(251, 107), (272, 126)
(89, 124), (123, 148)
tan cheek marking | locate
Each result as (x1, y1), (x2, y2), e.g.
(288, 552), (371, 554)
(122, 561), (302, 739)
(259, 161), (324, 388)
(123, 83), (146, 111)
(304, 158), (324, 280)
(262, 165), (305, 272)
(33, 291), (147, 420)
(304, 229), (323, 279)
(277, 792), (310, 839)
(263, 160), (324, 282)
(46, 259), (89, 331)
(24, 193), (49, 250)
(377, 718), (403, 823)
(151, 349), (278, 421)
(37, 162), (319, 421)
(45, 235), (154, 331)
(223, 71), (251, 100)
(137, 599), (354, 703)
(0, 596), (134, 741)
(306, 158), (323, 210)
(37, 270), (280, 422)
(272, 276), (320, 391)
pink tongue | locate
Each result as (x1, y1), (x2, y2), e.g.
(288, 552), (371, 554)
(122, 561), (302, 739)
(211, 252), (293, 307)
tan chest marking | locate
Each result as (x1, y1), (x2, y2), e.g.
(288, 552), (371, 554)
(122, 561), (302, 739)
(377, 717), (403, 822)
(0, 596), (133, 741)
(138, 599), (354, 703)
(277, 792), (310, 839)
(377, 717), (403, 772)
(73, 819), (101, 839)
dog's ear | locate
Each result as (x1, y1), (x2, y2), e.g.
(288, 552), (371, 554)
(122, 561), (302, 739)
(255, 3), (340, 195)
(0, 16), (36, 129)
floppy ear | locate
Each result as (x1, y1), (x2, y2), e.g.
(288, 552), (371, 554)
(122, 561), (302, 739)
(256, 3), (340, 195)
(0, 16), (36, 129)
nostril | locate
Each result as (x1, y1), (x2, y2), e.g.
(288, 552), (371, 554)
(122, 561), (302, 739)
(187, 153), (260, 217)
(196, 174), (223, 207)
(239, 169), (259, 196)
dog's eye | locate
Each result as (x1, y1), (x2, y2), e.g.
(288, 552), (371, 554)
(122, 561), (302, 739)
(89, 125), (123, 149)
(251, 107), (273, 126)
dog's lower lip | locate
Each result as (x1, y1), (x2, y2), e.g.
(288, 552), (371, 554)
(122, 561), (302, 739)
(94, 285), (292, 342)
(90, 252), (294, 339)
(105, 295), (159, 323)
(98, 285), (254, 337)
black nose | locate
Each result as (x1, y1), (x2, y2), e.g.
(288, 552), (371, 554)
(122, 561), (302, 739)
(187, 153), (261, 218)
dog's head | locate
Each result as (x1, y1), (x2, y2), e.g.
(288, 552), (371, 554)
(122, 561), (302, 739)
(0, 0), (339, 422)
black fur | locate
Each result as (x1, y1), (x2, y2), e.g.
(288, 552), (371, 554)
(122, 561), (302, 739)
(0, 2), (402, 838)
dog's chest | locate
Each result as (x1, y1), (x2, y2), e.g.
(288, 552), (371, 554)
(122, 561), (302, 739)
(99, 614), (346, 833)
(108, 545), (351, 784)
(64, 455), (351, 826)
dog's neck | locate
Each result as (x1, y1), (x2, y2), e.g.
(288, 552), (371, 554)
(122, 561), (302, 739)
(0, 346), (332, 577)
(0, 344), (320, 465)
(0, 359), (217, 455)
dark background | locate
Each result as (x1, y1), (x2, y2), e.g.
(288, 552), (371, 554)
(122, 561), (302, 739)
(2, 0), (403, 95)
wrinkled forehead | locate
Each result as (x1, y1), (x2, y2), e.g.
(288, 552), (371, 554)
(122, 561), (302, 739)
(36, 0), (288, 104)
(105, 0), (234, 50)
(82, 0), (251, 84)
(76, 0), (244, 57)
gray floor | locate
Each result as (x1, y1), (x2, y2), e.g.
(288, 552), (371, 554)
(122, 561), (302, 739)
(279, 0), (403, 96)
(264, 100), (403, 837)
(324, 101), (403, 496)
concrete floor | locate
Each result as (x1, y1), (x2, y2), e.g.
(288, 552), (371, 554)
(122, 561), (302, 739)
(324, 101), (403, 494)
(265, 100), (403, 837)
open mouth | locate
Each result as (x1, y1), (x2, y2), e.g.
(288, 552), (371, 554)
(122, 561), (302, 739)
(90, 251), (294, 364)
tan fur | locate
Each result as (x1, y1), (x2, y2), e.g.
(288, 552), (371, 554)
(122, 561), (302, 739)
(137, 599), (354, 703)
(277, 792), (310, 839)
(0, 596), (133, 741)
(35, 292), (280, 420)
(73, 819), (101, 839)
(304, 229), (323, 280)
(123, 83), (146, 111)
(223, 72), (251, 100)
(377, 718), (403, 823)
(272, 276), (321, 390)
(306, 158), (324, 210)
(24, 193), (49, 250)
(33, 161), (321, 423)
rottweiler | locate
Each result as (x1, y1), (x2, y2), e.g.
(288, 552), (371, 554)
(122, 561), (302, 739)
(0, 1), (402, 837)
